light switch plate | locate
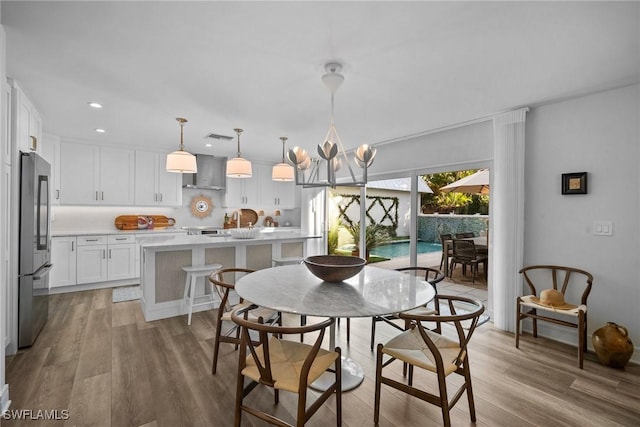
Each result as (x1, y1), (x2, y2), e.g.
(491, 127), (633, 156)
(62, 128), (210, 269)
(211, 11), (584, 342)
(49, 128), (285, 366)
(593, 220), (613, 236)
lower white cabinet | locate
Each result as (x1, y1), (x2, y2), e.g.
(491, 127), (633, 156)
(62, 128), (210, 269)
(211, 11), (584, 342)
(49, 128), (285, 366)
(76, 236), (108, 284)
(50, 236), (77, 287)
(50, 232), (185, 289)
(57, 234), (137, 286)
(106, 235), (136, 280)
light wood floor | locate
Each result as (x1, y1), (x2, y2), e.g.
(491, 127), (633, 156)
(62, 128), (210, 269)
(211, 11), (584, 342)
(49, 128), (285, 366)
(4, 288), (639, 426)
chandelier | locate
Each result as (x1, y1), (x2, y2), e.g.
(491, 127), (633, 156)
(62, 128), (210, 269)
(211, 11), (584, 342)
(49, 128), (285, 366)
(286, 62), (376, 188)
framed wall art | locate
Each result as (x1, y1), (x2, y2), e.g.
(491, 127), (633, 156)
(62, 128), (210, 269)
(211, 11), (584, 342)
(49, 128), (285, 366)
(561, 172), (587, 195)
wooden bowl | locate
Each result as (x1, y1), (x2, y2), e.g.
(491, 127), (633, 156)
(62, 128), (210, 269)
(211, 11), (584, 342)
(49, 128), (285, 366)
(303, 255), (366, 282)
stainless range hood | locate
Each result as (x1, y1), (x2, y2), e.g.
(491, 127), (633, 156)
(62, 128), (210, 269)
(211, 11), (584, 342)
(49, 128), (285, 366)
(182, 154), (227, 190)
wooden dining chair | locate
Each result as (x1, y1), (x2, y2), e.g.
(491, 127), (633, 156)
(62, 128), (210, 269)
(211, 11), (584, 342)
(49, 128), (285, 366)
(374, 295), (485, 427)
(455, 232), (475, 238)
(231, 308), (342, 427)
(209, 268), (280, 374)
(515, 265), (594, 369)
(449, 239), (487, 284)
(369, 267), (445, 350)
(439, 234), (453, 271)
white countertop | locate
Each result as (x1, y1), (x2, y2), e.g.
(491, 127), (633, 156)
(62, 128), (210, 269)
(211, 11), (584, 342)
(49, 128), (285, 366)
(138, 231), (320, 249)
(51, 228), (187, 237)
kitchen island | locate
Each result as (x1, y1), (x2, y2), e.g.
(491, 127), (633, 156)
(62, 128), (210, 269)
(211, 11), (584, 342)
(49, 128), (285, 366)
(138, 230), (321, 321)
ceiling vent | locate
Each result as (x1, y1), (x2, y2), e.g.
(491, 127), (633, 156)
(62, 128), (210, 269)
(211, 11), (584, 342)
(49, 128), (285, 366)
(204, 132), (234, 141)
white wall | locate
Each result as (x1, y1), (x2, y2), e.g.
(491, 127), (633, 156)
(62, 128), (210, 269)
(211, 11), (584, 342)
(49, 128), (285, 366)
(524, 84), (640, 357)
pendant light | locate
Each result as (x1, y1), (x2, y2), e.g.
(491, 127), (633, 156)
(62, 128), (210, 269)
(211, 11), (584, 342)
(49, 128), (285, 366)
(226, 128), (252, 178)
(166, 117), (197, 174)
(272, 136), (294, 181)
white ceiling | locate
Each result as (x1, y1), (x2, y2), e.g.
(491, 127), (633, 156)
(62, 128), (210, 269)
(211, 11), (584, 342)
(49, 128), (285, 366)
(2, 1), (639, 163)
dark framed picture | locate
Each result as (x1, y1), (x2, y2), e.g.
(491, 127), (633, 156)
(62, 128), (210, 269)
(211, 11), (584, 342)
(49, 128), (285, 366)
(562, 172), (587, 194)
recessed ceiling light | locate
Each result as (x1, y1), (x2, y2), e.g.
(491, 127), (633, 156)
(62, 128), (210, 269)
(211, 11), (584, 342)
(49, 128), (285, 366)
(88, 102), (103, 109)
(205, 143), (213, 148)
(95, 128), (106, 133)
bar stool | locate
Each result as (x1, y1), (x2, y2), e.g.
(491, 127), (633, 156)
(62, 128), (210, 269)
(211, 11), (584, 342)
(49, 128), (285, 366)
(182, 263), (223, 325)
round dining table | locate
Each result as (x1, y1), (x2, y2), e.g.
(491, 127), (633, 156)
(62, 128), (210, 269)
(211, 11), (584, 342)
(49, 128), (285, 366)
(235, 264), (436, 391)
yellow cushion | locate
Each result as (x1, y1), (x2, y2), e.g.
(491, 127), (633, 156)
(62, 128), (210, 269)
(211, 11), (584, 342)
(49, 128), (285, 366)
(382, 327), (462, 376)
(242, 337), (339, 393)
(520, 295), (586, 316)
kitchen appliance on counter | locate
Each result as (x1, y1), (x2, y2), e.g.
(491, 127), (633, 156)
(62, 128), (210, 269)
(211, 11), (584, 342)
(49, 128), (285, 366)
(182, 226), (227, 235)
(18, 151), (52, 348)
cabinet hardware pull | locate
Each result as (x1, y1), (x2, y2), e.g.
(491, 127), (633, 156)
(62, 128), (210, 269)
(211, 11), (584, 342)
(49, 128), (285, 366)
(101, 191), (104, 200)
(154, 193), (157, 202)
(102, 250), (106, 259)
(159, 193), (163, 202)
(115, 237), (126, 241)
(95, 191), (99, 200)
(56, 190), (60, 200)
(85, 239), (99, 242)
(71, 241), (74, 251)
(108, 249), (112, 258)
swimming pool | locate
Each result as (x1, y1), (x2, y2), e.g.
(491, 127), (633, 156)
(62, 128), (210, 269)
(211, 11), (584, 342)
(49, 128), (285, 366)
(370, 241), (442, 259)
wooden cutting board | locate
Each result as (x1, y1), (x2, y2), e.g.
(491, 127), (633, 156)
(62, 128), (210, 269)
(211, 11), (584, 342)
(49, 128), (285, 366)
(115, 215), (176, 230)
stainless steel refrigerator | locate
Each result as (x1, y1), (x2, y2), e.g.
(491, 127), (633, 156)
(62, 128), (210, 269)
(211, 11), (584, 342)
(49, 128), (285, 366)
(18, 151), (52, 348)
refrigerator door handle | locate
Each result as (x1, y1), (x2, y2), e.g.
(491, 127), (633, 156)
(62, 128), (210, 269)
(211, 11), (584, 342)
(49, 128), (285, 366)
(33, 263), (53, 280)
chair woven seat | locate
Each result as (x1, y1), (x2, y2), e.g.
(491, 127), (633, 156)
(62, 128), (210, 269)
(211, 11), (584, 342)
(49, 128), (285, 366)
(382, 327), (462, 375)
(519, 295), (586, 316)
(242, 336), (339, 393)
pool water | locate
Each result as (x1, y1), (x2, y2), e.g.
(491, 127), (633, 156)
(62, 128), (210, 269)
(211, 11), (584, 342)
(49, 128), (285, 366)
(370, 241), (442, 259)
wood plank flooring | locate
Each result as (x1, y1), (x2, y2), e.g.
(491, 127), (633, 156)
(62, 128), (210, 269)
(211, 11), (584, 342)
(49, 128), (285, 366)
(4, 288), (639, 426)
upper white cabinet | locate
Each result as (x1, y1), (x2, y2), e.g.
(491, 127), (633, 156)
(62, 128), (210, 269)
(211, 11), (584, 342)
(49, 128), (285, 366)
(59, 142), (134, 205)
(224, 163), (297, 209)
(2, 81), (12, 165)
(40, 133), (61, 205)
(9, 79), (41, 156)
(225, 170), (258, 207)
(134, 150), (182, 206)
(259, 165), (296, 209)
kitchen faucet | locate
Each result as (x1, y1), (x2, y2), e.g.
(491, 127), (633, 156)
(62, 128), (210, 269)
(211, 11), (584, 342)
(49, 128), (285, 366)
(232, 209), (242, 229)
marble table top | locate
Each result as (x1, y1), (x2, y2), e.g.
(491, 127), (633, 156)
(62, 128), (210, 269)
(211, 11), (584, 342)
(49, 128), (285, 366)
(235, 264), (436, 318)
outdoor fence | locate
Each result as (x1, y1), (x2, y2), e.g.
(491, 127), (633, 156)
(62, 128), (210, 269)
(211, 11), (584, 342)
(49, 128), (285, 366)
(417, 214), (489, 243)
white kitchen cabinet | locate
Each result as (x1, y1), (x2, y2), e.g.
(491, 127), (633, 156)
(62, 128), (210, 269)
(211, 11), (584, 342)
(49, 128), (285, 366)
(9, 80), (42, 155)
(50, 236), (77, 288)
(258, 165), (296, 209)
(2, 81), (12, 166)
(2, 165), (11, 348)
(76, 244), (108, 284)
(134, 150), (182, 206)
(106, 235), (136, 280)
(225, 170), (258, 207)
(40, 133), (61, 205)
(59, 142), (134, 205)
